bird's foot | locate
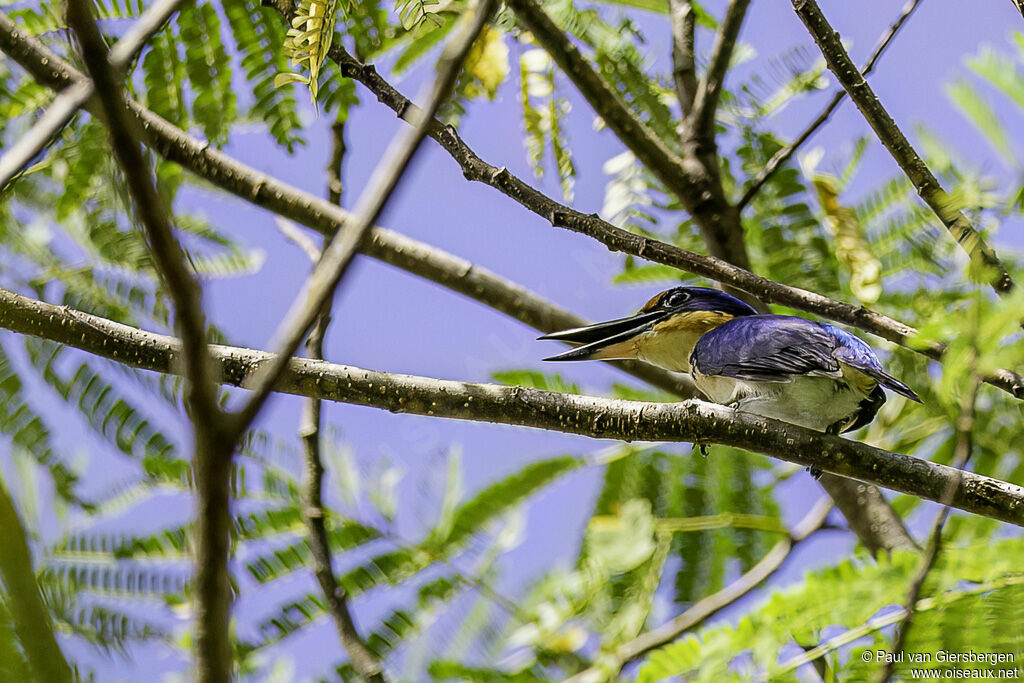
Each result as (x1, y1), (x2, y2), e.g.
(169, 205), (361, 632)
(806, 466), (823, 480)
(698, 443), (710, 458)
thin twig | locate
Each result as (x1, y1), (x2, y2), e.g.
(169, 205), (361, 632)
(4, 12), (1019, 399)
(792, 0), (1015, 294)
(0, 0), (185, 190)
(669, 0), (697, 116)
(738, 0), (924, 211)
(293, 120), (385, 682)
(879, 377), (980, 683)
(64, 2), (230, 679)
(689, 0), (751, 144)
(2, 288), (1024, 528)
(566, 498), (834, 682)
(229, 0), (499, 437)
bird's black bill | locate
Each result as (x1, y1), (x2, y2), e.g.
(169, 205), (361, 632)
(540, 310), (665, 362)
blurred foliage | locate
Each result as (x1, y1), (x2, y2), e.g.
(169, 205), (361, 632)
(1, 0), (1024, 680)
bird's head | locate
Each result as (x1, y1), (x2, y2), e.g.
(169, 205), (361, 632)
(540, 286), (757, 372)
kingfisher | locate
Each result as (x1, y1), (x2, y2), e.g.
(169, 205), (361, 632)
(540, 287), (921, 441)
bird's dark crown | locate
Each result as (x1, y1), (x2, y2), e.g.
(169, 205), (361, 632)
(639, 286), (758, 317)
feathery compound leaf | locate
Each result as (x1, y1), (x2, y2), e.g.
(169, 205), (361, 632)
(397, 0), (442, 30)
(0, 344), (81, 505)
(813, 176), (883, 304)
(25, 339), (179, 467)
(142, 26), (188, 128)
(637, 536), (1024, 681)
(518, 48), (576, 200)
(177, 1), (237, 146)
(224, 0), (304, 150)
(281, 0), (345, 108)
(946, 79), (1015, 167)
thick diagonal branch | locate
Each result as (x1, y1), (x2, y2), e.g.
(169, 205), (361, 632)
(792, 0), (1014, 294)
(669, 0), (697, 115)
(738, 0), (924, 211)
(0, 479), (72, 682)
(1, 289), (1023, 528)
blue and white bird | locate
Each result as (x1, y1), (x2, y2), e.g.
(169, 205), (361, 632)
(540, 286), (921, 437)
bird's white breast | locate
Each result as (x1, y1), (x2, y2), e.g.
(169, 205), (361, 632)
(692, 371), (869, 432)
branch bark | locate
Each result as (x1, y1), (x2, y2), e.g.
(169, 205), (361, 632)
(63, 3), (231, 679)
(818, 474), (917, 554)
(7, 12), (1019, 401)
(689, 0), (750, 145)
(669, 0), (697, 116)
(792, 0), (1015, 294)
(1, 288), (1023, 528)
(738, 0), (924, 211)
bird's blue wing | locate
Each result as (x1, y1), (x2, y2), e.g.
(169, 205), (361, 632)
(692, 316), (922, 403)
(691, 315), (843, 382)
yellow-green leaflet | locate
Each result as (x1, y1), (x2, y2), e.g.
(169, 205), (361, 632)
(276, 0), (344, 111)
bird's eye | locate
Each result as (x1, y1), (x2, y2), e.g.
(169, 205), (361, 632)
(664, 290), (690, 307)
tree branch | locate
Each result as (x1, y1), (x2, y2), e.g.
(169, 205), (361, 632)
(66, 0), (215, 419)
(1, 288), (1023, 528)
(818, 473), (917, 554)
(229, 0), (498, 436)
(3, 11), (1018, 401)
(688, 0), (750, 144)
(738, 0), (924, 211)
(504, 0), (759, 294)
(567, 497), (834, 682)
(0, 0), (185, 191)
(792, 0), (1015, 294)
(669, 0), (697, 116)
